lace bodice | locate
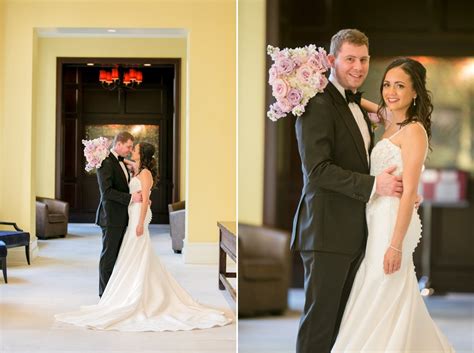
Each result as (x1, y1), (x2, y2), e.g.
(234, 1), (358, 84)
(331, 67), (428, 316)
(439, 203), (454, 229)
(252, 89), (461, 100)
(129, 176), (141, 193)
(370, 139), (403, 177)
(128, 176), (152, 224)
(370, 122), (427, 177)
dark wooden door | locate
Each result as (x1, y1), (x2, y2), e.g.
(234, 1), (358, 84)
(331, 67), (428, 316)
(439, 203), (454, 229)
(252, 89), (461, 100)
(56, 58), (181, 224)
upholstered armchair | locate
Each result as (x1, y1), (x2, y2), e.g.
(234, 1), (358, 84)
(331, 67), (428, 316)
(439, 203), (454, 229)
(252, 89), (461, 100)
(168, 201), (185, 254)
(238, 223), (291, 316)
(36, 197), (69, 239)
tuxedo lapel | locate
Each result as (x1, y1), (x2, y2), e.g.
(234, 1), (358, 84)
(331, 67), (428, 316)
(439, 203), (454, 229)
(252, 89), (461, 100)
(326, 82), (369, 170)
(361, 109), (375, 153)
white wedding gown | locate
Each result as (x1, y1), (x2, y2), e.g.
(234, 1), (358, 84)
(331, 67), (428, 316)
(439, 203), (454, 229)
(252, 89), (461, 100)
(55, 177), (232, 331)
(332, 124), (455, 352)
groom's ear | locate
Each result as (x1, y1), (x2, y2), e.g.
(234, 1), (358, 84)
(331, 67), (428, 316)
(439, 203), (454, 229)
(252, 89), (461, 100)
(327, 54), (336, 68)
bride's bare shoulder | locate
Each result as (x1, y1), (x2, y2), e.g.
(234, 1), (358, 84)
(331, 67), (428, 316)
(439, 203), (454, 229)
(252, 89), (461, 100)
(400, 121), (428, 150)
(404, 121), (427, 139)
(140, 168), (152, 176)
(137, 168), (152, 183)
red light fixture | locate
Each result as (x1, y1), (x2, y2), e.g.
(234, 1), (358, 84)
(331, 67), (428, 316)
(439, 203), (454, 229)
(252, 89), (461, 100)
(99, 66), (143, 90)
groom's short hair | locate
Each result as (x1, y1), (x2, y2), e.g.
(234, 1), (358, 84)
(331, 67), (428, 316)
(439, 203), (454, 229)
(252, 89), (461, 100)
(113, 131), (134, 146)
(330, 29), (369, 57)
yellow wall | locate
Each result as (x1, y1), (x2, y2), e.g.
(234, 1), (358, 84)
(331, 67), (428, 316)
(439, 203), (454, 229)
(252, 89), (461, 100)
(184, 1), (236, 262)
(36, 37), (187, 200)
(2, 0), (36, 232)
(0, 0), (4, 210)
(1, 0), (236, 263)
(238, 0), (266, 225)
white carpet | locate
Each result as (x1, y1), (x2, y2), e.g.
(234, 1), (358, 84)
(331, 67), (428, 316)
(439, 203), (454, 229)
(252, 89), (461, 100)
(0, 224), (236, 353)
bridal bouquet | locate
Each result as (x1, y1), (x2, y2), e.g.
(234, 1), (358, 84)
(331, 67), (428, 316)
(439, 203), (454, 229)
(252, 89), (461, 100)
(82, 137), (111, 172)
(267, 44), (330, 121)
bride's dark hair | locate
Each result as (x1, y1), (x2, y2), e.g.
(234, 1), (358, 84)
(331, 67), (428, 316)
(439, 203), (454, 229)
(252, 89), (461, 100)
(138, 142), (159, 187)
(377, 57), (433, 149)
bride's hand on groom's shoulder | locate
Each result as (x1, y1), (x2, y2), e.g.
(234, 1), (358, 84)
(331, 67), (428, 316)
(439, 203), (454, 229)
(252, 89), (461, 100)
(136, 224), (144, 237)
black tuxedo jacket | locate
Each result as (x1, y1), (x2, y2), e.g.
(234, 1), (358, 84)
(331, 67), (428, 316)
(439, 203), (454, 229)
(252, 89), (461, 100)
(95, 154), (131, 228)
(291, 81), (376, 255)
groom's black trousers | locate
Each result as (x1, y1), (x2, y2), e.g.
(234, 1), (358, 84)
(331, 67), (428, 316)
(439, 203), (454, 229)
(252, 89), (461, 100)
(99, 225), (128, 297)
(296, 250), (365, 353)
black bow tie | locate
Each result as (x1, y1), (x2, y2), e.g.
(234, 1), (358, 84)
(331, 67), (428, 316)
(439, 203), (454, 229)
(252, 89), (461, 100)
(117, 156), (125, 162)
(345, 90), (362, 105)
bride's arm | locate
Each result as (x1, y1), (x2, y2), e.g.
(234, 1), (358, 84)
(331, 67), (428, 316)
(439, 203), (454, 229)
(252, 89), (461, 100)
(136, 169), (152, 237)
(384, 123), (427, 274)
(124, 159), (138, 176)
(360, 98), (378, 113)
(361, 98), (389, 128)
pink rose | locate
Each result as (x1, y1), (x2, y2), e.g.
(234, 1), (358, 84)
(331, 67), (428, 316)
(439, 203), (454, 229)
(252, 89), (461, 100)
(267, 102), (286, 121)
(311, 72), (328, 91)
(272, 78), (289, 99)
(277, 98), (292, 113)
(287, 88), (302, 106)
(367, 113), (381, 124)
(296, 64), (313, 84)
(268, 66), (278, 84)
(275, 57), (295, 75)
(293, 55), (308, 68)
(318, 74), (328, 90)
(318, 51), (330, 69)
(308, 54), (322, 70)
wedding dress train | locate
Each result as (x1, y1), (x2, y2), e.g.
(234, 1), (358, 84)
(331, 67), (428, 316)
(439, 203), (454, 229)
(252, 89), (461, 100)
(55, 177), (232, 331)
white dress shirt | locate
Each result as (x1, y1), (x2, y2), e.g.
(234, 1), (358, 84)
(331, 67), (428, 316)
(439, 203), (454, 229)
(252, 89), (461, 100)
(329, 74), (377, 199)
(111, 149), (129, 183)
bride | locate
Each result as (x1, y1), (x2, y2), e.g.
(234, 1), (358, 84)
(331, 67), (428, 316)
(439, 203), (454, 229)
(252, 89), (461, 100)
(332, 58), (455, 352)
(55, 142), (232, 331)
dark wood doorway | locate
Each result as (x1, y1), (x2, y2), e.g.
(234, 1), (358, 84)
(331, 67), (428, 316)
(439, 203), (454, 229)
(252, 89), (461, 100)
(55, 58), (181, 224)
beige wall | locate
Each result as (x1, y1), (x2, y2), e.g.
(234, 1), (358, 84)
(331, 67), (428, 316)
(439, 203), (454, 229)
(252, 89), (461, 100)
(35, 37), (187, 200)
(184, 2), (236, 262)
(1, 0), (236, 263)
(238, 0), (266, 225)
(0, 0), (4, 208)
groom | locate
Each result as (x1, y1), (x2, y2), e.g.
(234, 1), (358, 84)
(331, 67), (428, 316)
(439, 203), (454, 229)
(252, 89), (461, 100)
(95, 131), (142, 297)
(291, 29), (403, 353)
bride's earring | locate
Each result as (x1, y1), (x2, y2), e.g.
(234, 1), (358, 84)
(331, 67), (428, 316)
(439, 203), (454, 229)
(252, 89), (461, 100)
(413, 97), (416, 106)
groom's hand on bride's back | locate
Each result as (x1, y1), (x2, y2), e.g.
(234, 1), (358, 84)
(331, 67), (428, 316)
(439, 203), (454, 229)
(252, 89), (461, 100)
(131, 192), (152, 206)
(132, 191), (143, 203)
(376, 165), (403, 197)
